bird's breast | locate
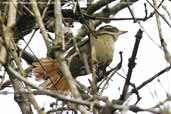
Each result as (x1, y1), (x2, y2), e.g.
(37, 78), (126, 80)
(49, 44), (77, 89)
(95, 35), (114, 65)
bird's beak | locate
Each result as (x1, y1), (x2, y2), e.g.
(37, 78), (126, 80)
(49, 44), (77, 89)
(119, 30), (128, 35)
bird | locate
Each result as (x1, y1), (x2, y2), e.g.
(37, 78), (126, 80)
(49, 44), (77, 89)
(31, 25), (127, 92)
(69, 25), (127, 77)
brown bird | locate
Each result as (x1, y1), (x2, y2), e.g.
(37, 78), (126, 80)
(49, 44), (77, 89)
(69, 25), (127, 76)
(32, 25), (127, 92)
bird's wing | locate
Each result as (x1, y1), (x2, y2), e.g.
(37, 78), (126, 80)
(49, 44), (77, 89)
(32, 58), (70, 92)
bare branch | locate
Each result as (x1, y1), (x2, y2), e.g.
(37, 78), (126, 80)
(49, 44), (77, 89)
(53, 0), (89, 114)
(146, 0), (171, 28)
(2, 1), (34, 113)
(130, 65), (171, 95)
(31, 0), (50, 48)
(152, 0), (171, 64)
(120, 29), (143, 101)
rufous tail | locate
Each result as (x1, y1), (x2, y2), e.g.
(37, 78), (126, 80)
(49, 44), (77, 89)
(32, 58), (70, 92)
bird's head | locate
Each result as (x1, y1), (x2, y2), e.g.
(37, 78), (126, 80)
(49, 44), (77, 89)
(97, 25), (127, 41)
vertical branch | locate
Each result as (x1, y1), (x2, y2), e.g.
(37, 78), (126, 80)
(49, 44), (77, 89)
(54, 0), (88, 114)
(3, 0), (33, 114)
(75, 0), (97, 94)
(3, 1), (46, 114)
(120, 29), (143, 101)
(152, 0), (171, 64)
(31, 0), (50, 49)
(54, 0), (76, 98)
(54, 0), (63, 49)
(89, 23), (97, 94)
(89, 22), (98, 114)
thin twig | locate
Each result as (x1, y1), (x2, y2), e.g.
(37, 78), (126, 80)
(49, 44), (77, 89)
(129, 6), (162, 49)
(153, 0), (171, 64)
(146, 0), (171, 28)
(19, 29), (37, 60)
(127, 5), (137, 22)
(99, 52), (123, 95)
(137, 21), (161, 49)
(130, 65), (171, 95)
(42, 0), (52, 19)
(31, 0), (50, 49)
(161, 3), (171, 21)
